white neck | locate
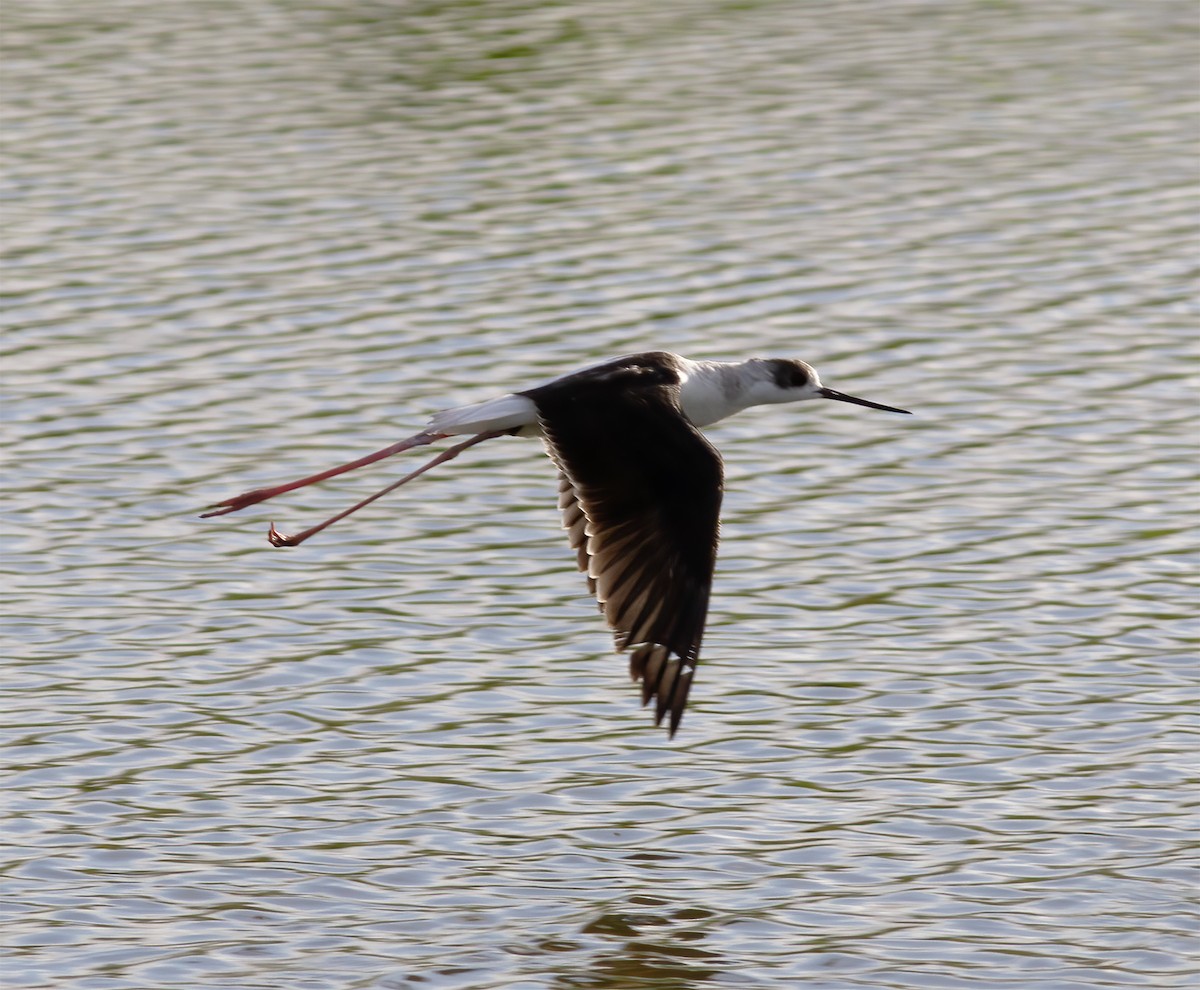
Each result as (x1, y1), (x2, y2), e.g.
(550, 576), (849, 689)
(677, 360), (758, 427)
(677, 357), (823, 427)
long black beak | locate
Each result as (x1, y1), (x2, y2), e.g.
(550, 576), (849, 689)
(818, 387), (911, 415)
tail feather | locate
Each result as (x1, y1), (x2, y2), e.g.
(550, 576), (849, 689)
(427, 394), (538, 436)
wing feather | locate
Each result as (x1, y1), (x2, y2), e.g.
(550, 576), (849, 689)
(523, 354), (723, 736)
(558, 475), (596, 597)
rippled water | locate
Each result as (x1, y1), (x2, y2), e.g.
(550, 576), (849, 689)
(4, 1), (1198, 988)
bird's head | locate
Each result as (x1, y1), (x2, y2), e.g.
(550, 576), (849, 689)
(749, 358), (911, 415)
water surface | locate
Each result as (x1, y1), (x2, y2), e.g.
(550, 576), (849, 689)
(3, 2), (1198, 988)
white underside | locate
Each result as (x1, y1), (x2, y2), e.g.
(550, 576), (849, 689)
(426, 393), (540, 436)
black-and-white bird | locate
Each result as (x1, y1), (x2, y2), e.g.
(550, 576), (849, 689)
(203, 351), (910, 736)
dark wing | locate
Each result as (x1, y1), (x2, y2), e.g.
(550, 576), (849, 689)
(524, 356), (723, 736)
(557, 473), (596, 597)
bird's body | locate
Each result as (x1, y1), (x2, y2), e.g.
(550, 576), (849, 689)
(428, 352), (810, 436)
(203, 351), (910, 736)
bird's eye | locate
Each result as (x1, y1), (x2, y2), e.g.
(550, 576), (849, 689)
(790, 366), (809, 388)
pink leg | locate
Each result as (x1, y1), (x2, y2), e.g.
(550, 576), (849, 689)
(267, 430), (504, 547)
(200, 430), (444, 518)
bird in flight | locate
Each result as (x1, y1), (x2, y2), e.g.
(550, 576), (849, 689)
(203, 351), (910, 737)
